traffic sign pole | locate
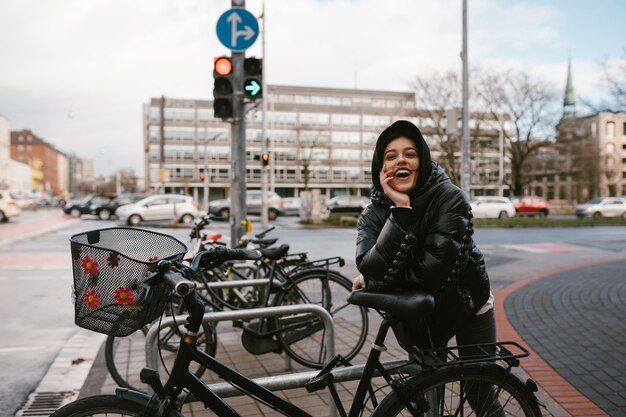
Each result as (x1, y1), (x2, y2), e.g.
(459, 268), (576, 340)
(217, 2), (260, 245)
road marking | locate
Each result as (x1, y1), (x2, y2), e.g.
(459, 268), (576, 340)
(501, 243), (586, 253)
(0, 276), (58, 281)
(0, 346), (48, 354)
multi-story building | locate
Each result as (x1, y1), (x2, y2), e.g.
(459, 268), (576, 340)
(10, 129), (68, 196)
(143, 85), (509, 204)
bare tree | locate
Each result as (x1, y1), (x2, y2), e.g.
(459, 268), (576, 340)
(118, 168), (139, 193)
(474, 69), (559, 196)
(410, 71), (495, 187)
(411, 71), (462, 184)
(601, 49), (626, 110)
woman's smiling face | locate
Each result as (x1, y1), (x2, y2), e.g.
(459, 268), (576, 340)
(383, 136), (419, 193)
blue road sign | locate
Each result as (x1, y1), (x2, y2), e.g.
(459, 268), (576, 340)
(216, 8), (259, 52)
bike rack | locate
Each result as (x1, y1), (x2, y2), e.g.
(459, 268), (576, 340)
(145, 304), (338, 416)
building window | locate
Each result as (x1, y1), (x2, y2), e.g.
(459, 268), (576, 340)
(623, 122), (626, 136)
(606, 121), (615, 137)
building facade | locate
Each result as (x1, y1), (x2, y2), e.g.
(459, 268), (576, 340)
(10, 129), (68, 196)
(143, 85), (509, 204)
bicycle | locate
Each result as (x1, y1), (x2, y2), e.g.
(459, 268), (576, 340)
(102, 226), (368, 391)
(56, 227), (542, 417)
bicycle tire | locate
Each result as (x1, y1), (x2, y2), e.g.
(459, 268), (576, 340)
(272, 269), (369, 368)
(49, 394), (179, 417)
(370, 363), (542, 417)
(105, 317), (217, 392)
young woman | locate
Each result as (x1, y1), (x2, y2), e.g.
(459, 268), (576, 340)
(353, 119), (494, 354)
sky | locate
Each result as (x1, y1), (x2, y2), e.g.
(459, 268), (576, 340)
(1, 0), (625, 177)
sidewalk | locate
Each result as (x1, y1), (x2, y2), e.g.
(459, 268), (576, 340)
(17, 227), (626, 416)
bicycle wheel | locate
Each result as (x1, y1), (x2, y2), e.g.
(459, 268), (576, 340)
(371, 363), (542, 417)
(105, 314), (217, 392)
(272, 269), (368, 368)
(49, 394), (178, 416)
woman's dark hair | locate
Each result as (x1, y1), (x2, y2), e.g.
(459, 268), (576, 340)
(371, 120), (432, 194)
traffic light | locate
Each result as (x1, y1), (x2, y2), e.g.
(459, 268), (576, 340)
(243, 57), (263, 99)
(213, 56), (233, 119)
(262, 152), (269, 167)
(199, 171), (206, 181)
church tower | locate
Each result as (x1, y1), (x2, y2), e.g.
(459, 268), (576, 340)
(562, 58), (576, 119)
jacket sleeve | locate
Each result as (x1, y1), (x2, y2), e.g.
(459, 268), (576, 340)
(355, 206), (418, 289)
(406, 189), (473, 291)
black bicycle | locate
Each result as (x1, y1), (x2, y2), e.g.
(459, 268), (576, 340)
(97, 227), (368, 391)
(55, 228), (542, 417)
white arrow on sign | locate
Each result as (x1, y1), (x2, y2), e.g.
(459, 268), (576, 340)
(227, 12), (256, 47)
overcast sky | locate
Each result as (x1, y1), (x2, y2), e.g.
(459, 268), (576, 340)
(1, 0), (625, 177)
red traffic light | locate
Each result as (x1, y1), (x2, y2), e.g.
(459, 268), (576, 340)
(214, 56), (232, 76)
(199, 172), (206, 181)
(262, 152), (269, 167)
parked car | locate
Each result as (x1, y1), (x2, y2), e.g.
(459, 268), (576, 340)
(209, 191), (285, 220)
(575, 197), (626, 218)
(282, 197), (301, 216)
(0, 191), (21, 222)
(63, 195), (113, 217)
(512, 196), (550, 217)
(469, 196), (516, 219)
(91, 193), (149, 220)
(116, 194), (199, 226)
(323, 195), (370, 216)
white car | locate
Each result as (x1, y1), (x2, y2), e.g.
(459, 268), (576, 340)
(470, 196), (516, 219)
(0, 191), (21, 222)
(575, 197), (626, 218)
(116, 194), (199, 226)
(209, 191), (285, 220)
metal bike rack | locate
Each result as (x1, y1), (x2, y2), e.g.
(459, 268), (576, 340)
(145, 304), (338, 416)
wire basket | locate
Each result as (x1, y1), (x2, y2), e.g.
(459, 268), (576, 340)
(70, 227), (188, 337)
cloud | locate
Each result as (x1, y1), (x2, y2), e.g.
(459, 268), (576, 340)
(0, 0), (621, 176)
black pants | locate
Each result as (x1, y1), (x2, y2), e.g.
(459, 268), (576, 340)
(416, 309), (504, 417)
(456, 309), (504, 417)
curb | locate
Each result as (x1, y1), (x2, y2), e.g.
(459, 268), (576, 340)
(16, 330), (106, 416)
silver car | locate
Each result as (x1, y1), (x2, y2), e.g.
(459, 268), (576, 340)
(575, 197), (626, 218)
(209, 191), (285, 220)
(116, 194), (199, 226)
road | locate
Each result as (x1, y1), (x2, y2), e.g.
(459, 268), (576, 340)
(1, 210), (625, 415)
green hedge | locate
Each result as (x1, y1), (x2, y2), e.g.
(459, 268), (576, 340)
(472, 217), (626, 228)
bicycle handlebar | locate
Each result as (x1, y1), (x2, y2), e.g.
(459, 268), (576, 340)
(161, 267), (197, 296)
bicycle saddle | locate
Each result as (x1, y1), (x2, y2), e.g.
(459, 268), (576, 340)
(249, 237), (279, 247)
(347, 290), (435, 320)
(258, 244), (290, 260)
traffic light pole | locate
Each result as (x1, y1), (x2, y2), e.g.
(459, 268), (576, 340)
(231, 49), (247, 248)
(260, 2), (269, 228)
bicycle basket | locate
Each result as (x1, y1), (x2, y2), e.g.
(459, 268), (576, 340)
(70, 227), (188, 337)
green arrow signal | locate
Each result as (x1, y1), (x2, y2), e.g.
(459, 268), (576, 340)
(244, 79), (261, 97)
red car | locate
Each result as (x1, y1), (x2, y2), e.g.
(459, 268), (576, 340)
(512, 196), (549, 217)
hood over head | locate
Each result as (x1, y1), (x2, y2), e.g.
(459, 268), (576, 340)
(371, 120), (432, 196)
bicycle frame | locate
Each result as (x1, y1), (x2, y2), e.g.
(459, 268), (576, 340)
(150, 298), (400, 417)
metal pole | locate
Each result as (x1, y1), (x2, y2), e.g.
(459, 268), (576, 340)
(461, 0), (471, 195)
(230, 1), (247, 248)
(498, 116), (504, 196)
(203, 126), (209, 211)
(260, 0), (269, 227)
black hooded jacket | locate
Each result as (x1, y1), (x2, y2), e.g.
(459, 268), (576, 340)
(355, 121), (490, 344)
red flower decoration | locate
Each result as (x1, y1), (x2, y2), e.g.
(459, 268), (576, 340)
(83, 290), (101, 309)
(107, 252), (121, 268)
(81, 256), (99, 276)
(114, 287), (135, 305)
(147, 256), (159, 272)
